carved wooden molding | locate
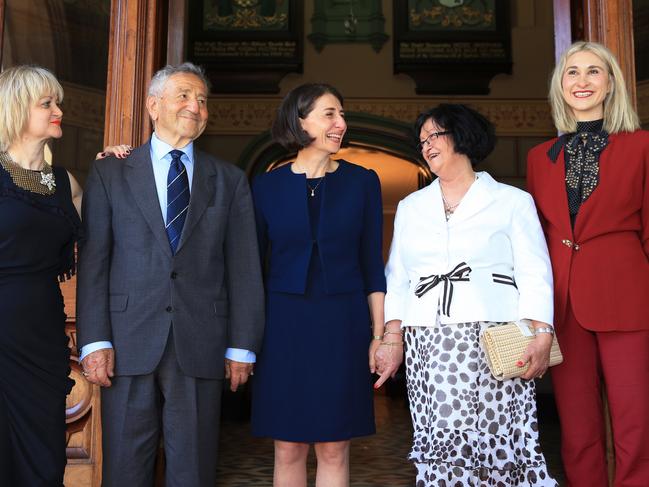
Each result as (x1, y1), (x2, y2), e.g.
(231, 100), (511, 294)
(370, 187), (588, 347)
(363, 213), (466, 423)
(205, 97), (555, 136)
(64, 320), (103, 487)
(61, 270), (102, 486)
(62, 81), (558, 137)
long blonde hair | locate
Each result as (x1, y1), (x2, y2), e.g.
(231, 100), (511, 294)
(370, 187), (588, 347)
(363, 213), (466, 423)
(549, 41), (639, 134)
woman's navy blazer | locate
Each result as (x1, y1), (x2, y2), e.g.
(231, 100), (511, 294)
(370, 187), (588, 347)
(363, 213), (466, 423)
(252, 160), (386, 295)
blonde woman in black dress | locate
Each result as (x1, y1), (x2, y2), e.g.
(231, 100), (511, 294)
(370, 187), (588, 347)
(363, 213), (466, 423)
(0, 65), (128, 485)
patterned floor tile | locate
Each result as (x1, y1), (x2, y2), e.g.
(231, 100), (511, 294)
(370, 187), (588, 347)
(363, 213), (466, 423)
(216, 392), (564, 486)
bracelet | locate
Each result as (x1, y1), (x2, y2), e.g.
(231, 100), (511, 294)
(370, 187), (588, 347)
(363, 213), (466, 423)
(372, 335), (383, 340)
(534, 327), (554, 336)
(380, 341), (404, 347)
(383, 330), (403, 337)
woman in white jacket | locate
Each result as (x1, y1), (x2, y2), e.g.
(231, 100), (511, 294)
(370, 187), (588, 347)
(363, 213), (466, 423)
(385, 104), (557, 486)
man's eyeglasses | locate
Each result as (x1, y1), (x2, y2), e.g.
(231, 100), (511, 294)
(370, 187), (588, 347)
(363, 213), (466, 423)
(417, 131), (450, 151)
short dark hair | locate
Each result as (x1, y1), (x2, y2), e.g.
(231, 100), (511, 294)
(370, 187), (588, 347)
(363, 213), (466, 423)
(272, 83), (344, 151)
(414, 104), (495, 166)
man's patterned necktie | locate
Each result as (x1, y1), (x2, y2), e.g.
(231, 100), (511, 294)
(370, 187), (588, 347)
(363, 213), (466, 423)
(165, 149), (190, 254)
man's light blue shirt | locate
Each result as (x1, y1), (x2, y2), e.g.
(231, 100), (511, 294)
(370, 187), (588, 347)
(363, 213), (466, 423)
(80, 133), (255, 364)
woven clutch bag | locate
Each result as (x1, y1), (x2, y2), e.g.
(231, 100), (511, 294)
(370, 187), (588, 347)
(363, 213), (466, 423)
(480, 322), (563, 381)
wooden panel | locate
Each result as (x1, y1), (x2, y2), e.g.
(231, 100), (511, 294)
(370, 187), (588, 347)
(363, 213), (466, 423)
(62, 275), (103, 487)
(582, 0), (636, 105)
(166, 0), (186, 65)
(638, 80), (649, 124)
(0, 0), (5, 67)
(553, 0), (573, 62)
(104, 0), (165, 148)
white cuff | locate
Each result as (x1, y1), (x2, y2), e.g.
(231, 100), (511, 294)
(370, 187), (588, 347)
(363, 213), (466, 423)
(225, 348), (256, 363)
(80, 341), (113, 361)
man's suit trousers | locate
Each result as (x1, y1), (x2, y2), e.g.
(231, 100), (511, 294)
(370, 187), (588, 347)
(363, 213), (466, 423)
(101, 330), (223, 487)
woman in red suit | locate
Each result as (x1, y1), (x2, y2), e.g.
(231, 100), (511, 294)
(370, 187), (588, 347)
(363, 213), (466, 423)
(527, 41), (649, 487)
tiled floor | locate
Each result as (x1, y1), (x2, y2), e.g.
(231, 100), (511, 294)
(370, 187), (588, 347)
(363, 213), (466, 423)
(216, 385), (565, 486)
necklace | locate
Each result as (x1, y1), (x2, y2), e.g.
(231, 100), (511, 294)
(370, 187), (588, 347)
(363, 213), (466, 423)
(0, 151), (56, 195)
(440, 189), (459, 221)
(295, 161), (328, 197)
(440, 173), (477, 221)
(306, 176), (325, 197)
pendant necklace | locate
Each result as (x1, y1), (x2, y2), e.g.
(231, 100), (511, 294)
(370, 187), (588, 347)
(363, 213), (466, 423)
(440, 173), (477, 221)
(296, 160), (328, 197)
(306, 176), (325, 197)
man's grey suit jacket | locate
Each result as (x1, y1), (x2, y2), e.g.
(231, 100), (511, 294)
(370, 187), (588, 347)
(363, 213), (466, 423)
(76, 142), (264, 379)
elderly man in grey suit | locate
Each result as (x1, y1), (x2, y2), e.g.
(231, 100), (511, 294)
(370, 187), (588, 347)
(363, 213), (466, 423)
(76, 62), (264, 486)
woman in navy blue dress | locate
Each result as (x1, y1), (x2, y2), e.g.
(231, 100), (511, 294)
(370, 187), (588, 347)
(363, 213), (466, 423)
(251, 83), (403, 486)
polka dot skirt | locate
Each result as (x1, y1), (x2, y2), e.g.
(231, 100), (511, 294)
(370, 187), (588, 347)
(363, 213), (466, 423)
(404, 322), (558, 486)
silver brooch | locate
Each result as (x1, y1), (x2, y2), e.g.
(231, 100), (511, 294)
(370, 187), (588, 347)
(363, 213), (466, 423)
(40, 171), (56, 191)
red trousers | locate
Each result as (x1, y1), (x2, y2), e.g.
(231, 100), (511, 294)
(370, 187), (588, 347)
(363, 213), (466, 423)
(551, 302), (649, 487)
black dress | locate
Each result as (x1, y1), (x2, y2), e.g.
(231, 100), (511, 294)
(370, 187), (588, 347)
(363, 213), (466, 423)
(0, 164), (78, 486)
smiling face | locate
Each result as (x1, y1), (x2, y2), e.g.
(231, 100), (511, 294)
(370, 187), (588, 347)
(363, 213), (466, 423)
(561, 50), (611, 121)
(23, 94), (63, 142)
(147, 72), (208, 147)
(299, 93), (346, 154)
(418, 118), (459, 176)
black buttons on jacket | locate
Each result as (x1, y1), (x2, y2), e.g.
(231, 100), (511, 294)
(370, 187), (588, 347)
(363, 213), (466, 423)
(165, 306), (173, 312)
(170, 271), (178, 279)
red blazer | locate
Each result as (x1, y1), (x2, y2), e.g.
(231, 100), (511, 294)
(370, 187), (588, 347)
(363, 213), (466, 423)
(527, 130), (649, 332)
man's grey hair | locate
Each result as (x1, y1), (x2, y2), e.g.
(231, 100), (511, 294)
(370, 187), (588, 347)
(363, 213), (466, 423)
(148, 62), (210, 97)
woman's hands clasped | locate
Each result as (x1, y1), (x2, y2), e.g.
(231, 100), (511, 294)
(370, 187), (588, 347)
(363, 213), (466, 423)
(518, 321), (554, 380)
(370, 320), (404, 389)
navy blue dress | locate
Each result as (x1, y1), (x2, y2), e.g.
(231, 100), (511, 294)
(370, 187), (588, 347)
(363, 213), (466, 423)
(0, 165), (78, 485)
(251, 160), (386, 442)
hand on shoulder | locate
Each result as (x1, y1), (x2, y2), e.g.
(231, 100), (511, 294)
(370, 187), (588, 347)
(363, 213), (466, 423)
(97, 144), (132, 160)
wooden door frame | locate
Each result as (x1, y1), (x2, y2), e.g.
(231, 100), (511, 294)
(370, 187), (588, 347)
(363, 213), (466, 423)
(103, 0), (167, 147)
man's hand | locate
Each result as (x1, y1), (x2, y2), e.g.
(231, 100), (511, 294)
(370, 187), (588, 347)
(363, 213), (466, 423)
(225, 359), (253, 392)
(81, 348), (115, 387)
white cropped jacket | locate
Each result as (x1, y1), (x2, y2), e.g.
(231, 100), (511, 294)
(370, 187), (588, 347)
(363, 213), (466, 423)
(385, 172), (554, 327)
